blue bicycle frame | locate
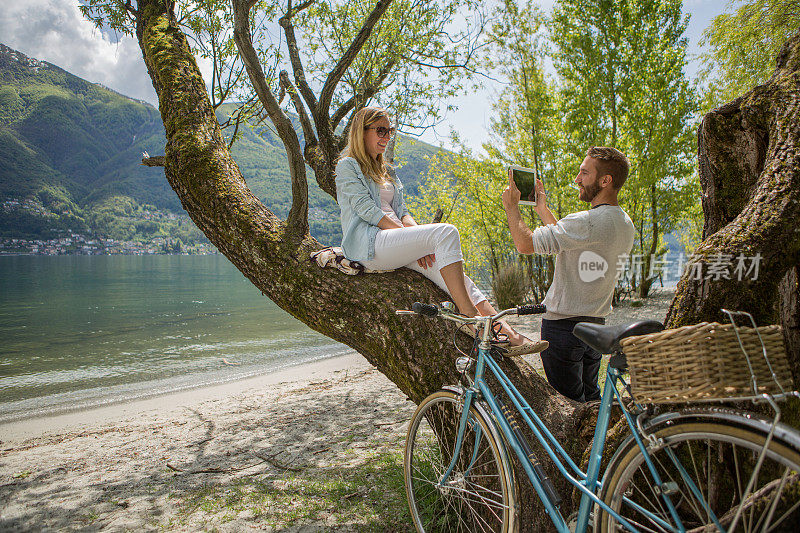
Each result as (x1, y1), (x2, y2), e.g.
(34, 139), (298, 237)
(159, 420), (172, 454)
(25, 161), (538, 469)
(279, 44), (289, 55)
(439, 339), (693, 533)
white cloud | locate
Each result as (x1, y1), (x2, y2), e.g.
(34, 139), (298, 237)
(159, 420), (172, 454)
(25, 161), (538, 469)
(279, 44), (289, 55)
(0, 0), (156, 104)
(0, 0), (728, 154)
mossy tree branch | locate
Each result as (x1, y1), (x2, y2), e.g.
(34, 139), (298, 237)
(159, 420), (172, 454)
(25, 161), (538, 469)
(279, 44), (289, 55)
(132, 1), (593, 528)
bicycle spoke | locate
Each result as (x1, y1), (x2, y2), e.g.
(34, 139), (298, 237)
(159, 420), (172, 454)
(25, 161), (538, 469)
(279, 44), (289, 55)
(685, 439), (711, 526)
(766, 497), (800, 533)
(599, 419), (800, 533)
(754, 468), (789, 532)
(618, 515), (669, 533)
(745, 449), (757, 533)
(707, 438), (713, 519)
(630, 468), (672, 530)
(405, 392), (513, 532)
(461, 493), (500, 533)
(442, 484), (508, 512)
(654, 443), (707, 522)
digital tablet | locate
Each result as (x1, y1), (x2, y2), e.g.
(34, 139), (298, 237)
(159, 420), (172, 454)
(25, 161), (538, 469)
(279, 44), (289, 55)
(509, 165), (539, 206)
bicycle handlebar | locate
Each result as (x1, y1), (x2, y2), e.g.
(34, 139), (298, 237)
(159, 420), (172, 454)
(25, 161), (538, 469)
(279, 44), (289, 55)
(412, 302), (439, 317)
(517, 303), (547, 316)
(396, 302), (546, 323)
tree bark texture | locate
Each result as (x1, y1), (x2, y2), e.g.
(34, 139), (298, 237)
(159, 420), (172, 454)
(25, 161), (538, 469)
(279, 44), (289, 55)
(666, 31), (800, 360)
(133, 1), (586, 528)
(780, 265), (800, 383)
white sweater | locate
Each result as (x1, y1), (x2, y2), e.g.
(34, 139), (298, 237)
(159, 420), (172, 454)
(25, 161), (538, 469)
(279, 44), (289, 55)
(531, 205), (635, 321)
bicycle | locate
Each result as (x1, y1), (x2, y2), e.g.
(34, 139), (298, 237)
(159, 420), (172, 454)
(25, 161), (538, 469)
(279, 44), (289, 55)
(397, 302), (800, 532)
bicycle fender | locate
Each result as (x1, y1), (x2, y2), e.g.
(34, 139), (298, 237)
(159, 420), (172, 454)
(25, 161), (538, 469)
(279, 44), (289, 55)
(642, 407), (800, 450)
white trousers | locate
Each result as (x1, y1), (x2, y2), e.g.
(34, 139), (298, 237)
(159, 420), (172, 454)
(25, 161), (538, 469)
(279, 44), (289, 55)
(361, 223), (487, 305)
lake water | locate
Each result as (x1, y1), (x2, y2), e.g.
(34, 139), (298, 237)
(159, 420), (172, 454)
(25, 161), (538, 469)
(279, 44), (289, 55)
(0, 255), (351, 423)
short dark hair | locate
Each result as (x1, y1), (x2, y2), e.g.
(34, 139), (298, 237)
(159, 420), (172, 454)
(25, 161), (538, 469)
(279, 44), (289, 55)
(586, 146), (629, 190)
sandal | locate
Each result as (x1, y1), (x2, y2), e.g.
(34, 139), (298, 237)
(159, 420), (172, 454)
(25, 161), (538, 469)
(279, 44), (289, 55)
(464, 322), (510, 345)
(490, 322), (510, 346)
(502, 340), (549, 357)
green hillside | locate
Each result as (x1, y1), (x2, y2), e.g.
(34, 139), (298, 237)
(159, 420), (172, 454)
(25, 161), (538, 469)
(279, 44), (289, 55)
(0, 43), (442, 248)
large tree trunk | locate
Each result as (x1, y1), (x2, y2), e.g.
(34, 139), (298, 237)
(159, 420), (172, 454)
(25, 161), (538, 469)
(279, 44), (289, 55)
(133, 1), (584, 528)
(666, 31), (800, 358)
(780, 264), (800, 383)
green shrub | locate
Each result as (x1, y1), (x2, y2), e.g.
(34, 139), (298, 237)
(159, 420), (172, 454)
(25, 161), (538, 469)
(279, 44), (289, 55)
(492, 262), (530, 310)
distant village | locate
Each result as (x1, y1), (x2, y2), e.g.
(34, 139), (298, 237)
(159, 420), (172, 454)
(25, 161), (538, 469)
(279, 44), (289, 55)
(1, 199), (217, 256)
(0, 234), (218, 256)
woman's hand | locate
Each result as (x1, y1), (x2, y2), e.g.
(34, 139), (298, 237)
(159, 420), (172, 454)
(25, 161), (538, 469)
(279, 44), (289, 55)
(377, 216), (404, 230)
(417, 254), (436, 269)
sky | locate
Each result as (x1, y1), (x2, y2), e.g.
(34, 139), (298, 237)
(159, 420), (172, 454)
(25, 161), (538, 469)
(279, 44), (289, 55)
(0, 0), (727, 153)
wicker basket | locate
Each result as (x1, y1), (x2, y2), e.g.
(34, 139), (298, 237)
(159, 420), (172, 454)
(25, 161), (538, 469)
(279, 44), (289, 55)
(619, 322), (794, 403)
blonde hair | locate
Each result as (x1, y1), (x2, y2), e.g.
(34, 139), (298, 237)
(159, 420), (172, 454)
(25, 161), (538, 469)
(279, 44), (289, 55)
(341, 107), (393, 183)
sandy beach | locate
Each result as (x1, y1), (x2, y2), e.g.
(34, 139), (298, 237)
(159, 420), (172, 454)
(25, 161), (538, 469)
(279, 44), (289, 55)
(0, 288), (675, 532)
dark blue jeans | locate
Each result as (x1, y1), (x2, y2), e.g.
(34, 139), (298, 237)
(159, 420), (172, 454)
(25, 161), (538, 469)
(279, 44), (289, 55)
(540, 319), (602, 403)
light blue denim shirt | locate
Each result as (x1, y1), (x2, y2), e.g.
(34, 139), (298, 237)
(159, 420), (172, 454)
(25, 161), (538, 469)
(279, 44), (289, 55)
(335, 156), (409, 262)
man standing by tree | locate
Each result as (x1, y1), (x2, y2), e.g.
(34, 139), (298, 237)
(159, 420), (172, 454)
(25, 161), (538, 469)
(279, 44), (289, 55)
(502, 147), (635, 402)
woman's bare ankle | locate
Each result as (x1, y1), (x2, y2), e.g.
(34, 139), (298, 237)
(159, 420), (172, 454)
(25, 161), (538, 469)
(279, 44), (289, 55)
(498, 321), (530, 346)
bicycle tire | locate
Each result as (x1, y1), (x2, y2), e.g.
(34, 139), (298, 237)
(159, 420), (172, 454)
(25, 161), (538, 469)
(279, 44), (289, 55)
(597, 411), (800, 533)
(404, 389), (517, 532)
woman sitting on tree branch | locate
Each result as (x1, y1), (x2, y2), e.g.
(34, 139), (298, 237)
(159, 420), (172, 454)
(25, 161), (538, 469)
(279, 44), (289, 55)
(336, 107), (543, 356)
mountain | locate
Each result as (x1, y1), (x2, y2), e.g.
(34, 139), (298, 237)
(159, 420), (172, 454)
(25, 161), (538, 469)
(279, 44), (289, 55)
(0, 43), (442, 247)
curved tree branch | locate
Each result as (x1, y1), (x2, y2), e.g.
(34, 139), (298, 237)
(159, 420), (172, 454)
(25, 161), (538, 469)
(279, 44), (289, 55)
(317, 0), (394, 119)
(122, 0), (137, 16)
(279, 0), (319, 114)
(310, 0), (395, 199)
(330, 59), (396, 132)
(231, 0), (308, 236)
(279, 70), (318, 146)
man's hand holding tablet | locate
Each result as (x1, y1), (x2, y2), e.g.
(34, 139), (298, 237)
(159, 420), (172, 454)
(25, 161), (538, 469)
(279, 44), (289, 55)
(507, 165), (542, 206)
(505, 165), (545, 207)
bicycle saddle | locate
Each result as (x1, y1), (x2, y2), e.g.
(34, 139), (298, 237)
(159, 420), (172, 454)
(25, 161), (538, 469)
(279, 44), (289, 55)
(572, 320), (664, 353)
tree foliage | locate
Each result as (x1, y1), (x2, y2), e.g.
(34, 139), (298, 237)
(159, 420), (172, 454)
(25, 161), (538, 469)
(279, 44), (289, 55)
(297, 0), (485, 135)
(80, 0), (483, 140)
(409, 143), (517, 282)
(700, 0), (800, 111)
(418, 0), (700, 301)
(548, 0), (699, 297)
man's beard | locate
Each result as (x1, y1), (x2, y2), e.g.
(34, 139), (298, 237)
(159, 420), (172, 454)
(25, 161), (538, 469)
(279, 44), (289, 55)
(580, 180), (602, 202)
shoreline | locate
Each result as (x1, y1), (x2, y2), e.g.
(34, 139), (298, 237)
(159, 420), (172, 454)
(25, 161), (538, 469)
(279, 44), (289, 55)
(0, 351), (370, 444)
(0, 290), (676, 531)
(0, 351), (415, 531)
(1, 286), (677, 443)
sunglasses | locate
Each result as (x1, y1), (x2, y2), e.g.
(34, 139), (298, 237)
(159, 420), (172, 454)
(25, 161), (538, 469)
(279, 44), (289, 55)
(364, 126), (396, 138)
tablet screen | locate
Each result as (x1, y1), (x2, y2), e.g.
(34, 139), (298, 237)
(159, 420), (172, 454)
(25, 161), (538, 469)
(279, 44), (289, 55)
(510, 166), (538, 206)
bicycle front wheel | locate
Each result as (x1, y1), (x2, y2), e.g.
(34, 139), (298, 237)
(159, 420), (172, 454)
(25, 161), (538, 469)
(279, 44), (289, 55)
(598, 413), (800, 533)
(404, 389), (516, 532)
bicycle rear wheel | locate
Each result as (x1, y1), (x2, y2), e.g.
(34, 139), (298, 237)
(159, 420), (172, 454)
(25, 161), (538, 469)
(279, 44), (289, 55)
(404, 389), (516, 532)
(598, 412), (800, 533)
